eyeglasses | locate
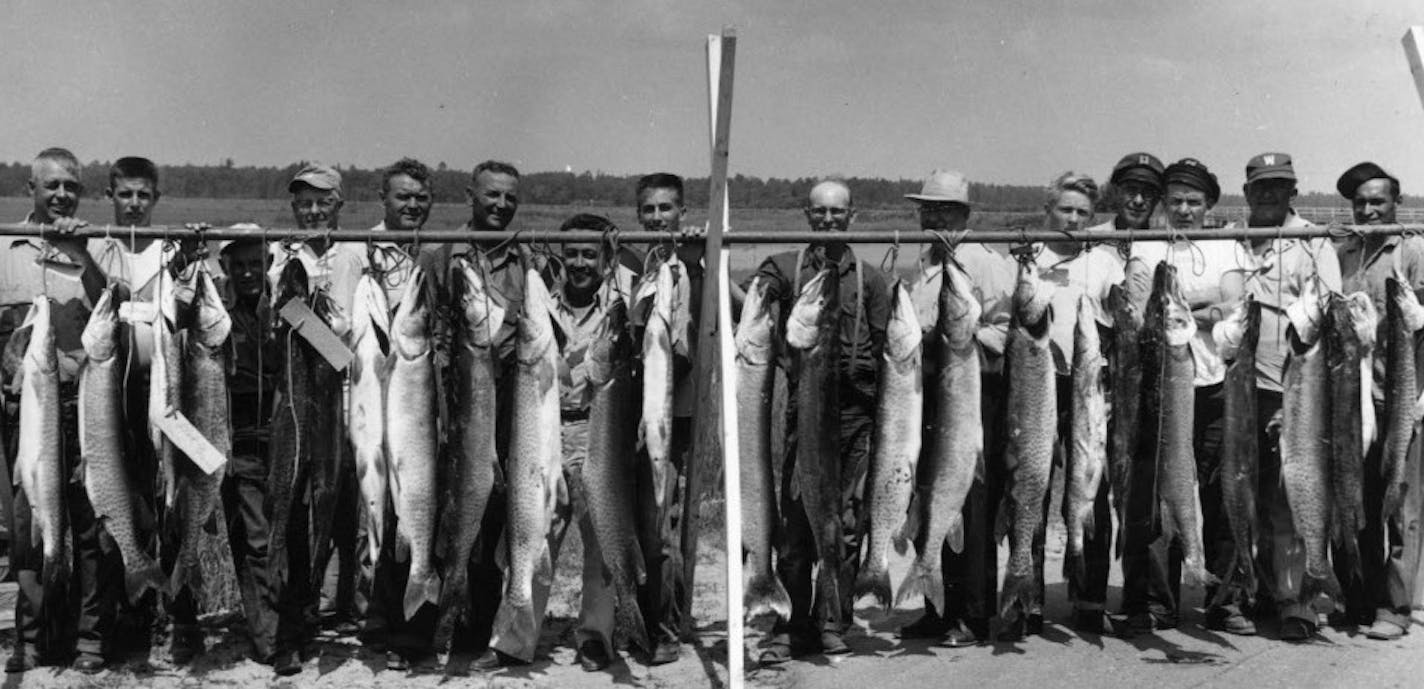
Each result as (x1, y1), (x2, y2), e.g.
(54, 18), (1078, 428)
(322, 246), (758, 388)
(1119, 184), (1161, 202)
(807, 206), (850, 218)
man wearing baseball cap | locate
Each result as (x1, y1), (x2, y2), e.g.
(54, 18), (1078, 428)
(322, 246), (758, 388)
(898, 170), (1013, 647)
(268, 163), (365, 315)
(1335, 161), (1424, 641)
(1090, 152), (1165, 234)
(1229, 152), (1342, 641)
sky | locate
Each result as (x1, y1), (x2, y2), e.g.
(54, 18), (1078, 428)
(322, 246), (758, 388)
(6, 0), (1424, 195)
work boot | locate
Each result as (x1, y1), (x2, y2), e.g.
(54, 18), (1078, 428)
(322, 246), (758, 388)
(72, 652), (105, 674)
(576, 640), (611, 672)
(819, 630), (850, 656)
(899, 613), (949, 640)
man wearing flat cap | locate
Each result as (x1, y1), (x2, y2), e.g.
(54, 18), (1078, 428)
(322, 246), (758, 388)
(1118, 158), (1248, 636)
(1228, 152), (1342, 641)
(1091, 152), (1165, 235)
(898, 170), (1013, 647)
(1335, 161), (1424, 641)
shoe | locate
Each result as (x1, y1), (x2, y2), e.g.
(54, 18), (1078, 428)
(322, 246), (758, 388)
(1074, 609), (1109, 635)
(942, 620), (982, 648)
(1126, 611), (1178, 633)
(5, 649), (36, 674)
(1279, 617), (1317, 642)
(472, 649), (527, 672)
(73, 653), (105, 674)
(1026, 613), (1044, 636)
(272, 650), (302, 677)
(819, 631), (850, 656)
(171, 639), (202, 666)
(997, 616), (1026, 642)
(385, 651), (409, 672)
(577, 640), (611, 672)
(899, 613), (949, 640)
(650, 640), (681, 665)
(330, 618), (361, 637)
(1364, 619), (1406, 641)
(1205, 608), (1257, 636)
(757, 634), (791, 665)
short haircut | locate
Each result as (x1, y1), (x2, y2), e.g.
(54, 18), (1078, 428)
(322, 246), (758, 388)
(32, 147), (81, 179)
(1046, 171), (1100, 207)
(807, 178), (854, 207)
(472, 160), (520, 182)
(381, 157), (432, 194)
(637, 173), (685, 206)
(109, 156), (159, 189)
(559, 212), (617, 234)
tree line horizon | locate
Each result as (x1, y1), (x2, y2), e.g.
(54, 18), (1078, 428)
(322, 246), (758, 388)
(0, 160), (1366, 213)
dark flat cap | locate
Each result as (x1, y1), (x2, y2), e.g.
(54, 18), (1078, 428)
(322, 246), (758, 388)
(1336, 161), (1399, 200)
(1110, 152), (1165, 191)
(1164, 158), (1221, 204)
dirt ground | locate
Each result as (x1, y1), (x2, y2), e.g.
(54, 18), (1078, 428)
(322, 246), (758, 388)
(0, 509), (730, 689)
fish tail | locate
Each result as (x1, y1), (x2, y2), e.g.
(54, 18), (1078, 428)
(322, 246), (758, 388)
(432, 565), (470, 652)
(1300, 569), (1342, 606)
(126, 555), (169, 604)
(894, 555), (944, 614)
(852, 560), (892, 613)
(615, 577), (650, 655)
(998, 573), (1034, 622)
(1382, 483), (1406, 526)
(403, 570), (442, 622)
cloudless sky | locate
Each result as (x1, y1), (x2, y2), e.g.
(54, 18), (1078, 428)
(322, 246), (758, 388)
(6, 0), (1424, 195)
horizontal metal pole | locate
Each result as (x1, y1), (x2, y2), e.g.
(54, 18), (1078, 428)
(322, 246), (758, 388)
(1, 222), (1420, 244)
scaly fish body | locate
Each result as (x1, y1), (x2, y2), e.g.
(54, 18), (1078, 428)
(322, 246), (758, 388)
(266, 260), (311, 589)
(346, 273), (390, 573)
(1063, 293), (1107, 587)
(638, 259), (677, 510)
(1106, 284), (1143, 555)
(16, 297), (69, 589)
(1383, 275), (1424, 524)
(1213, 296), (1261, 604)
(1326, 292), (1376, 586)
(306, 290), (348, 593)
(735, 277), (791, 620)
(997, 260), (1056, 622)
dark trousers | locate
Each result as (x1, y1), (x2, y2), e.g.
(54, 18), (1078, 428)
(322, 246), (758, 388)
(317, 442), (361, 621)
(636, 417), (691, 646)
(1338, 400), (1419, 626)
(774, 384), (874, 636)
(1123, 383), (1229, 619)
(365, 495), (437, 656)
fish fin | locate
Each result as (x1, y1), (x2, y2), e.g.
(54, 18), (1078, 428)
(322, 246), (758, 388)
(432, 564), (469, 652)
(748, 572), (794, 622)
(614, 575), (651, 654)
(126, 555), (169, 605)
(946, 513), (965, 555)
(1299, 569), (1342, 608)
(403, 571), (442, 622)
(893, 491), (920, 555)
(488, 600), (537, 665)
(998, 574), (1032, 624)
(853, 561), (893, 613)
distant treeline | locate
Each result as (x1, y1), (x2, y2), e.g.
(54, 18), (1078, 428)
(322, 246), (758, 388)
(0, 160), (1359, 212)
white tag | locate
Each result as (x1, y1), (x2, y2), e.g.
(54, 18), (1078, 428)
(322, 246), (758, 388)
(119, 301), (159, 324)
(280, 299), (355, 371)
(151, 406), (228, 475)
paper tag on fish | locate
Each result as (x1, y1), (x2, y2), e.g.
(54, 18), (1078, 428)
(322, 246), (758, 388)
(151, 407), (227, 475)
(119, 301), (159, 324)
(280, 299), (354, 371)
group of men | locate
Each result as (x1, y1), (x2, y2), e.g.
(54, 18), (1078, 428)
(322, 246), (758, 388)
(742, 152), (1423, 661)
(0, 147), (704, 676)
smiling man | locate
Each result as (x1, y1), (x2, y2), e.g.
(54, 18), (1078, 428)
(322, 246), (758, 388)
(1090, 152), (1164, 235)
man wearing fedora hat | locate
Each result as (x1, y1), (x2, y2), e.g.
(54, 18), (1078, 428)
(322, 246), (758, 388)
(1335, 161), (1424, 642)
(898, 170), (1013, 647)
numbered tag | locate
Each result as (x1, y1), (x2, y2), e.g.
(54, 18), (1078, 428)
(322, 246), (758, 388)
(151, 406), (228, 475)
(280, 299), (354, 371)
(119, 301), (159, 324)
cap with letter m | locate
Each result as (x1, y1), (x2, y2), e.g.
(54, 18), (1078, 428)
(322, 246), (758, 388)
(1245, 152), (1296, 185)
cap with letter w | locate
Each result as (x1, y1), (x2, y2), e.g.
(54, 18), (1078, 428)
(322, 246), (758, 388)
(1245, 152), (1296, 185)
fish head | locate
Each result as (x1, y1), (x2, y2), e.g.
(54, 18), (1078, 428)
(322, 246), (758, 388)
(81, 287), (122, 362)
(273, 258), (310, 321)
(517, 266), (558, 362)
(22, 297), (57, 373)
(190, 268), (233, 347)
(1012, 259), (1053, 327)
(883, 281), (923, 361)
(349, 273), (392, 349)
(1150, 262), (1197, 346)
(735, 277), (779, 365)
(1284, 275), (1329, 345)
(1212, 295), (1258, 360)
(313, 289), (350, 340)
(1073, 293), (1101, 355)
(1388, 276), (1424, 332)
(390, 267), (431, 359)
(785, 269), (831, 349)
(587, 299), (631, 382)
(451, 255), (504, 347)
(936, 261), (980, 347)
(1344, 291), (1378, 348)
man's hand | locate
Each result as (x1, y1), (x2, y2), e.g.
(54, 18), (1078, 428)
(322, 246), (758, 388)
(45, 216), (91, 263)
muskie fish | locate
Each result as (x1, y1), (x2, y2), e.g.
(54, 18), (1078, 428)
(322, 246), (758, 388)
(433, 256), (503, 649)
(173, 267), (241, 614)
(266, 260), (311, 590)
(1326, 292), (1377, 585)
(638, 258), (677, 510)
(346, 274), (390, 573)
(736, 277), (792, 620)
(1281, 278), (1340, 601)
(1105, 283), (1143, 555)
(785, 268), (843, 624)
(854, 279), (921, 612)
(80, 288), (166, 603)
(491, 267), (564, 655)
(1141, 262), (1215, 588)
(1063, 294), (1107, 587)
(1383, 273), (1424, 524)
(306, 289), (348, 593)
(149, 265), (184, 511)
(582, 298), (651, 652)
(384, 267), (442, 620)
(997, 259), (1055, 623)
(896, 265), (979, 613)
(1213, 296), (1261, 604)
(16, 297), (70, 588)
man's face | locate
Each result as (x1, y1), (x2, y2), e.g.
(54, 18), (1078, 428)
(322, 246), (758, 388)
(1244, 178), (1296, 227)
(291, 187), (343, 230)
(637, 187), (685, 234)
(561, 241), (604, 294)
(1114, 180), (1160, 230)
(381, 174), (432, 231)
(30, 158), (82, 223)
(1164, 183), (1210, 230)
(225, 244), (268, 299)
(1047, 190), (1094, 232)
(467, 171), (519, 231)
(1352, 178), (1398, 225)
(804, 183), (854, 233)
(106, 176), (159, 227)
(917, 202), (970, 232)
